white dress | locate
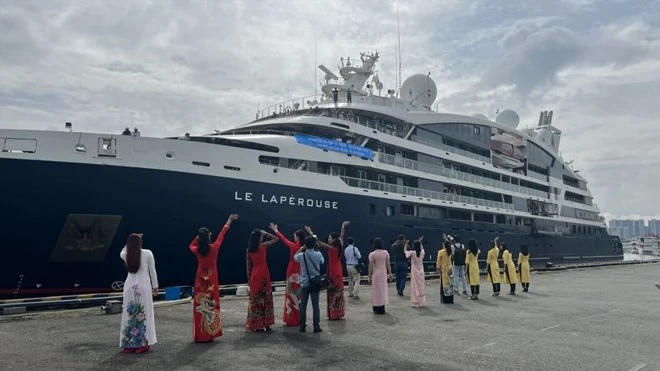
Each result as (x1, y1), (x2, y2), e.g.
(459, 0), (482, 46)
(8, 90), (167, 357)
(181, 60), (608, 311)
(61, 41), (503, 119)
(119, 248), (158, 348)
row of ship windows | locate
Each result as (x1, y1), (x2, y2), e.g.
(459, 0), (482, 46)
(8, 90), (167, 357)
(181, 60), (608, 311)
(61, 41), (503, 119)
(370, 203), (605, 235)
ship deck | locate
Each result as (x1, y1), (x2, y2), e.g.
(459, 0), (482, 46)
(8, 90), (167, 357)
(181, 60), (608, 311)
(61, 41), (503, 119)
(1, 263), (658, 371)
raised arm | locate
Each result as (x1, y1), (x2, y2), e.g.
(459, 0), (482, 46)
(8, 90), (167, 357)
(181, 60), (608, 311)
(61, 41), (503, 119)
(316, 240), (332, 250)
(339, 221), (350, 246)
(189, 236), (199, 254)
(213, 214), (238, 249)
(260, 230), (279, 248)
(270, 223), (297, 251)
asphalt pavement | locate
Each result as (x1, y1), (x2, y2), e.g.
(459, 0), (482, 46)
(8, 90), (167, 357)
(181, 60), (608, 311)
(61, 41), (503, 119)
(1, 263), (659, 371)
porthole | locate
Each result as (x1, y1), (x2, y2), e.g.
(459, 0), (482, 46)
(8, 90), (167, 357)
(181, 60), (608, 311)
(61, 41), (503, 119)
(273, 168), (279, 174)
(165, 151), (174, 159)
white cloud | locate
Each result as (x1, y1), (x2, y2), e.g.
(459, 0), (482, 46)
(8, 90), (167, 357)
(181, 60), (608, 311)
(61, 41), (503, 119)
(0, 0), (659, 217)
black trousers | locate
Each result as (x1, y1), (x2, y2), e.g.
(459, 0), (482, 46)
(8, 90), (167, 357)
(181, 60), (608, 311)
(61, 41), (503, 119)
(470, 285), (480, 295)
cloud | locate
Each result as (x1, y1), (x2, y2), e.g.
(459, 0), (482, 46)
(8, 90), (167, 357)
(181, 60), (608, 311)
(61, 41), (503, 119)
(0, 0), (659, 217)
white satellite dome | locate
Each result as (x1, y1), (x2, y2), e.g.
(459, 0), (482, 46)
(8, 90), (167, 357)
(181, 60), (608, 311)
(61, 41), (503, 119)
(472, 113), (488, 120)
(400, 74), (437, 107)
(495, 109), (520, 128)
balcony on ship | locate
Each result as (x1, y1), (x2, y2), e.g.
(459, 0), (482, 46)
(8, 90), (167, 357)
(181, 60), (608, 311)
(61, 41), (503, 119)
(376, 152), (550, 199)
(339, 176), (515, 211)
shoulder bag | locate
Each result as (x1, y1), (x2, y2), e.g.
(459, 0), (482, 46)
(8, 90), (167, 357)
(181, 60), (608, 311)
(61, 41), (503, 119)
(353, 245), (365, 274)
(303, 251), (329, 292)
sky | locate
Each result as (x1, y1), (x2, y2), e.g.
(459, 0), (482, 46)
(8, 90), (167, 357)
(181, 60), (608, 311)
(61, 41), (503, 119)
(1, 0), (659, 220)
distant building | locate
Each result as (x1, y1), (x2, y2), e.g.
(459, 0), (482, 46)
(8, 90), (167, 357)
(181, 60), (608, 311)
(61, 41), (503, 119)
(608, 219), (656, 240)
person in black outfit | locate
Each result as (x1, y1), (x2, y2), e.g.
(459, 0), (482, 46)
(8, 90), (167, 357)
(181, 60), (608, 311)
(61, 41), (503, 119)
(391, 234), (408, 295)
(122, 127), (131, 135)
(452, 236), (468, 295)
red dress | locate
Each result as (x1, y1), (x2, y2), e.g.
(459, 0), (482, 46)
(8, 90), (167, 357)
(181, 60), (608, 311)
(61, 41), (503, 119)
(275, 231), (301, 326)
(327, 245), (345, 320)
(246, 244), (275, 331)
(189, 225), (228, 342)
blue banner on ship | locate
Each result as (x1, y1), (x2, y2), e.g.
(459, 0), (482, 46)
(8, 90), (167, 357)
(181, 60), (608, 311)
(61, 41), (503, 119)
(294, 134), (374, 160)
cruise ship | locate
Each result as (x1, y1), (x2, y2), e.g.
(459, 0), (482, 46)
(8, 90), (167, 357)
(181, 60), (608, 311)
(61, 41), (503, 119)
(0, 51), (622, 297)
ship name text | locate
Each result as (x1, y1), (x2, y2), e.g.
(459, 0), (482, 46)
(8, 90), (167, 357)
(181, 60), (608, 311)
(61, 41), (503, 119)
(234, 192), (339, 209)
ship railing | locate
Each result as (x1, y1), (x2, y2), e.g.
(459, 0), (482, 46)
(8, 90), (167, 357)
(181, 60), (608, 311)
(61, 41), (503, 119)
(339, 176), (515, 210)
(376, 152), (550, 199)
(410, 135), (492, 164)
(255, 96), (409, 139)
(222, 129), (296, 137)
(336, 57), (373, 71)
(256, 93), (327, 120)
(527, 170), (548, 182)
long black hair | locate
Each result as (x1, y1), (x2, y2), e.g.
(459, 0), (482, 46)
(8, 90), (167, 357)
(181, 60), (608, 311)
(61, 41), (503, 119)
(247, 229), (261, 253)
(413, 240), (422, 258)
(125, 234), (142, 273)
(468, 239), (478, 255)
(443, 240), (452, 254)
(520, 244), (529, 256)
(197, 227), (210, 257)
(330, 231), (341, 257)
(501, 243), (508, 252)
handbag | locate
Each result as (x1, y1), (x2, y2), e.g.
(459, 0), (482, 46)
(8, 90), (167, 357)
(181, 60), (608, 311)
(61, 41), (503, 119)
(303, 250), (329, 292)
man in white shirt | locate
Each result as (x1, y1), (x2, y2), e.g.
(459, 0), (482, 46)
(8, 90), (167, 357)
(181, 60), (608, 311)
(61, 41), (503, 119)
(343, 237), (361, 299)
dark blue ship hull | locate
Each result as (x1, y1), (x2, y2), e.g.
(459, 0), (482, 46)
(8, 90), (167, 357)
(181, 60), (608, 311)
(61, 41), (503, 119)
(0, 158), (622, 297)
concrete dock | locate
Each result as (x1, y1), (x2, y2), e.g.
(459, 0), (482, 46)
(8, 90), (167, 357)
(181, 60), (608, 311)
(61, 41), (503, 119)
(1, 263), (659, 371)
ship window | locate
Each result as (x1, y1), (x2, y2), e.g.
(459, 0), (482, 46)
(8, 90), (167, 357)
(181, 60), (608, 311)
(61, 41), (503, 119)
(386, 206), (394, 216)
(259, 155), (280, 166)
(97, 137), (116, 157)
(192, 161), (210, 167)
(401, 204), (414, 216)
(369, 203), (376, 214)
(224, 165), (240, 171)
(473, 126), (480, 135)
(189, 136), (279, 153)
(329, 166), (345, 176)
(331, 122), (350, 130)
(2, 138), (37, 153)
